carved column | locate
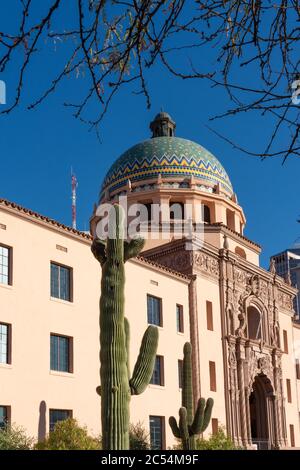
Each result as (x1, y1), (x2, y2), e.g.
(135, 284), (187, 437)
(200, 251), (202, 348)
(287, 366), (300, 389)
(244, 388), (252, 446)
(236, 341), (248, 446)
(272, 351), (285, 447)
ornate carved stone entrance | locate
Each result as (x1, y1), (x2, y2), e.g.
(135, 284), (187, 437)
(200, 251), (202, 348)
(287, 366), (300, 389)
(249, 374), (273, 449)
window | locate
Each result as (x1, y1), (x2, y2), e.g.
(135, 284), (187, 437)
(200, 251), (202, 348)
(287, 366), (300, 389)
(286, 379), (292, 403)
(296, 359), (300, 380)
(209, 361), (216, 392)
(290, 424), (295, 448)
(226, 209), (235, 231)
(176, 304), (184, 333)
(150, 356), (164, 386)
(0, 406), (10, 429)
(51, 262), (72, 302)
(170, 202), (184, 220)
(149, 416), (165, 450)
(206, 301), (213, 331)
(203, 205), (211, 224)
(138, 202), (152, 223)
(50, 334), (73, 373)
(211, 418), (218, 435)
(283, 330), (288, 354)
(247, 306), (262, 340)
(147, 295), (162, 326)
(0, 323), (11, 364)
(0, 245), (12, 285)
(49, 409), (72, 432)
(178, 360), (183, 389)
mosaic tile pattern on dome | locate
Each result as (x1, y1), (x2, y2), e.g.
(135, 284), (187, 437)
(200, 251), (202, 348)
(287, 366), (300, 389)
(101, 137), (233, 196)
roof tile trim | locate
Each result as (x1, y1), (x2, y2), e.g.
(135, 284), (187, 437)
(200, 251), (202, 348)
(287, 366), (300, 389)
(0, 198), (92, 240)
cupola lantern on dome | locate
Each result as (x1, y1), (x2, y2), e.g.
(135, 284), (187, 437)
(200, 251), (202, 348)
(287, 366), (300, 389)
(150, 111), (176, 138)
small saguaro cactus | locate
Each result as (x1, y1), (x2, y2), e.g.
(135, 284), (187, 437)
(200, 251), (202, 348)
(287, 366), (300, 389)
(169, 342), (214, 450)
(91, 204), (159, 450)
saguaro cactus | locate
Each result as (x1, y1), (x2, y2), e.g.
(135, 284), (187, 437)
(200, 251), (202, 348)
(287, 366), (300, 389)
(91, 204), (158, 450)
(169, 342), (214, 450)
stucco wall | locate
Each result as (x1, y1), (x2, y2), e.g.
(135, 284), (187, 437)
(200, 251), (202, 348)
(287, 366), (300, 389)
(196, 275), (227, 436)
(279, 311), (300, 447)
(0, 207), (190, 447)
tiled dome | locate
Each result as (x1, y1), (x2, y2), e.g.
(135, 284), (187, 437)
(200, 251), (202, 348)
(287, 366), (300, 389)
(101, 136), (233, 197)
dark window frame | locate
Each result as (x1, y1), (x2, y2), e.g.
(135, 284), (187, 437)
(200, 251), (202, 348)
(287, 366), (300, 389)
(0, 322), (12, 365)
(150, 355), (165, 386)
(206, 301), (214, 331)
(283, 330), (289, 354)
(50, 333), (73, 373)
(149, 415), (166, 450)
(0, 405), (11, 429)
(50, 261), (73, 302)
(176, 304), (184, 333)
(211, 418), (219, 435)
(296, 359), (300, 380)
(0, 243), (13, 286)
(209, 361), (217, 392)
(290, 424), (295, 447)
(286, 378), (292, 403)
(178, 359), (183, 389)
(147, 294), (163, 327)
(49, 409), (73, 432)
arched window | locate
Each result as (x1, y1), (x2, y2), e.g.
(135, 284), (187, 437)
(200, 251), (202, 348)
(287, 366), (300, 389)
(247, 306), (262, 340)
(203, 205), (211, 224)
(170, 202), (184, 220)
(235, 247), (247, 259)
(136, 202), (152, 222)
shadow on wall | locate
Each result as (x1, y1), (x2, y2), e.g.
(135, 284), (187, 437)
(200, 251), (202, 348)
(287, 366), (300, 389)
(38, 400), (47, 441)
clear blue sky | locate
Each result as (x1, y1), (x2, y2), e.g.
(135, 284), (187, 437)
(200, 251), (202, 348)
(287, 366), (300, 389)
(0, 2), (299, 269)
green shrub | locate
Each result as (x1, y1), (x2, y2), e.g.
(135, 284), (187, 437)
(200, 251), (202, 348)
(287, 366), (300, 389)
(196, 427), (241, 450)
(0, 424), (34, 450)
(129, 422), (150, 450)
(35, 418), (101, 450)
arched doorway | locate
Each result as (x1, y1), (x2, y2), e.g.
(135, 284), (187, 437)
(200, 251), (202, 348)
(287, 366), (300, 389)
(249, 374), (273, 449)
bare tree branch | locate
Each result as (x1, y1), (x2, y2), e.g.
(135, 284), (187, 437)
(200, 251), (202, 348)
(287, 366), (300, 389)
(0, 0), (298, 158)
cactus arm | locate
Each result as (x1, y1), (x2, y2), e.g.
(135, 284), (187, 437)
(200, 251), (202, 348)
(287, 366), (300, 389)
(91, 238), (107, 266)
(190, 398), (205, 435)
(169, 416), (181, 439)
(124, 238), (145, 262)
(190, 397), (214, 434)
(201, 398), (214, 433)
(124, 317), (130, 378)
(129, 325), (158, 395)
(169, 342), (214, 450)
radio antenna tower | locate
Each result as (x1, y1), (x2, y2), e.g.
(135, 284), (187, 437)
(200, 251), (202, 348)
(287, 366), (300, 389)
(71, 169), (78, 230)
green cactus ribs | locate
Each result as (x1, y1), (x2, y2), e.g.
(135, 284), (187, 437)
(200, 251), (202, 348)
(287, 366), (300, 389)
(169, 342), (214, 450)
(91, 204), (159, 450)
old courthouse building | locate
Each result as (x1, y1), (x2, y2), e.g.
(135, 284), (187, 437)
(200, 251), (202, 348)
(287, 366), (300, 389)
(1, 112), (300, 449)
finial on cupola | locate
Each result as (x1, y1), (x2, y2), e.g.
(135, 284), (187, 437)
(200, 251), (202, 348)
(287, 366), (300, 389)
(150, 111), (176, 138)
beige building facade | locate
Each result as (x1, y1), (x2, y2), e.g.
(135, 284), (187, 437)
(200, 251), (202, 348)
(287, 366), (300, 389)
(1, 113), (300, 449)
